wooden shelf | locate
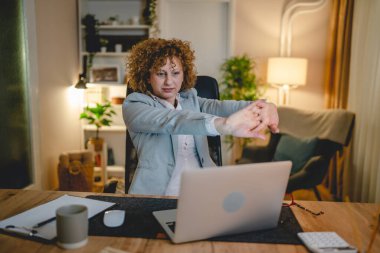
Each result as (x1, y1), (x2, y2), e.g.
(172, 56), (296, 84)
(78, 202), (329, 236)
(86, 82), (127, 87)
(81, 52), (129, 57)
(95, 165), (125, 178)
(83, 125), (126, 132)
(100, 24), (149, 29)
(81, 24), (149, 30)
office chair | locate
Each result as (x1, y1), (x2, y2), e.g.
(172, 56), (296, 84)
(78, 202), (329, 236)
(238, 107), (355, 200)
(124, 75), (223, 192)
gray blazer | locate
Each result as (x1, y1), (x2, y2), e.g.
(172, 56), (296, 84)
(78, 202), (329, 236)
(122, 88), (250, 195)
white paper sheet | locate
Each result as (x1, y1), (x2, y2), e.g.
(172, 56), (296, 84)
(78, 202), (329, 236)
(0, 194), (115, 240)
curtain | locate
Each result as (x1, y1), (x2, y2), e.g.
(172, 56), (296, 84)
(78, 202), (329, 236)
(323, 0), (354, 201)
(348, 0), (380, 203)
(0, 0), (33, 188)
(324, 0), (354, 109)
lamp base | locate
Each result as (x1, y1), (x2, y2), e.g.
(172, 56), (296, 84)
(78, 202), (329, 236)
(278, 84), (290, 105)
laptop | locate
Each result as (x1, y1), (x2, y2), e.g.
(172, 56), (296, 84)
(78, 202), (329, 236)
(153, 161), (292, 243)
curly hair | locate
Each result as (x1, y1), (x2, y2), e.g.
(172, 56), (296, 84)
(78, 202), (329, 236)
(126, 38), (197, 93)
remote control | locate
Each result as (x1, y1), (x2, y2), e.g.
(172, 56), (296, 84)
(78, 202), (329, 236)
(297, 232), (357, 253)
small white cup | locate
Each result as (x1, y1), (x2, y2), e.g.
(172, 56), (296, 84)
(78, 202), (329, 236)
(131, 16), (139, 25)
(115, 44), (122, 53)
(56, 205), (88, 249)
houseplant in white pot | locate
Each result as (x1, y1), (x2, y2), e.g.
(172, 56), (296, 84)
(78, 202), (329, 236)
(99, 38), (108, 53)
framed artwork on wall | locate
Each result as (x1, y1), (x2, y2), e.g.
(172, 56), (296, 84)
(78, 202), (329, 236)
(90, 65), (120, 84)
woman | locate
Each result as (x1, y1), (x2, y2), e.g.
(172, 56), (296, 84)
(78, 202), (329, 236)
(123, 38), (279, 196)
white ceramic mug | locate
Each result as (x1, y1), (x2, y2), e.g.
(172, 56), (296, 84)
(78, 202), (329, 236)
(115, 44), (122, 53)
(56, 205), (88, 249)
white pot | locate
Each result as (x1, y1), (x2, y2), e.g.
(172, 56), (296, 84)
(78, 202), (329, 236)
(115, 44), (122, 53)
(131, 16), (139, 25)
(100, 47), (107, 53)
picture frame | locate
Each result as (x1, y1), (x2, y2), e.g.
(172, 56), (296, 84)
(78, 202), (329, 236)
(90, 65), (120, 84)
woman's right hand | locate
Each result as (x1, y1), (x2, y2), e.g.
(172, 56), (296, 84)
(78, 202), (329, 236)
(214, 101), (266, 139)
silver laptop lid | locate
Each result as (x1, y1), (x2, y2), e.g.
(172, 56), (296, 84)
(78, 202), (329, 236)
(173, 161), (292, 243)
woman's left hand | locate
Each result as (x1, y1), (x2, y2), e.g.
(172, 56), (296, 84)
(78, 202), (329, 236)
(253, 100), (280, 134)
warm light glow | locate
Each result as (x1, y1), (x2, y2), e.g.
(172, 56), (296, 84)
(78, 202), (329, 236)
(67, 86), (85, 108)
(267, 57), (308, 86)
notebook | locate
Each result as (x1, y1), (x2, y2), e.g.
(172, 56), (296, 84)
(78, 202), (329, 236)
(153, 161), (292, 243)
(0, 194), (115, 241)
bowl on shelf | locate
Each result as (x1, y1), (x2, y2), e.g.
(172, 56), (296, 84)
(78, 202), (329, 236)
(111, 97), (125, 105)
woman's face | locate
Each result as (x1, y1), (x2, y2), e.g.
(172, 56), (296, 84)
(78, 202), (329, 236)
(149, 57), (184, 105)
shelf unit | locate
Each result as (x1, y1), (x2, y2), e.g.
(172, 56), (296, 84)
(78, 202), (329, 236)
(83, 125), (126, 180)
(78, 0), (149, 184)
(78, 0), (149, 87)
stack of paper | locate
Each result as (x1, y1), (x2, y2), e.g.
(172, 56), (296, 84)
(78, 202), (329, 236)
(0, 195), (115, 241)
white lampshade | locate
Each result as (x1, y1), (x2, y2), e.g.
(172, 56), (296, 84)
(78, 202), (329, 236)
(267, 57), (308, 86)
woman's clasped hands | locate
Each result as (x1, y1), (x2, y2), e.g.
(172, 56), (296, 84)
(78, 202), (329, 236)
(214, 100), (279, 140)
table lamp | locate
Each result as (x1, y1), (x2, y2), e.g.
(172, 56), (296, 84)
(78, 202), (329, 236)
(267, 57), (308, 105)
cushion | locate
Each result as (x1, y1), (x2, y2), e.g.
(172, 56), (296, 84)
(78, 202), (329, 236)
(273, 134), (318, 174)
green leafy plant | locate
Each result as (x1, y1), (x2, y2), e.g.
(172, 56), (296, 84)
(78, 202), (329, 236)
(108, 15), (119, 25)
(80, 101), (116, 139)
(81, 14), (100, 71)
(143, 0), (159, 37)
(219, 55), (264, 149)
(99, 38), (108, 47)
(82, 14), (99, 53)
(220, 54), (262, 101)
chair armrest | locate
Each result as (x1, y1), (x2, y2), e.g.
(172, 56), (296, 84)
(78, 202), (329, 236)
(238, 145), (273, 164)
(286, 155), (329, 193)
(237, 133), (280, 164)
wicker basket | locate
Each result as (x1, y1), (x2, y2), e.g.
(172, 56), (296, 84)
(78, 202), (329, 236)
(58, 151), (94, 192)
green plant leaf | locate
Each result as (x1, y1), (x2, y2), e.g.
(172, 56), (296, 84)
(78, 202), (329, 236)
(80, 101), (116, 138)
(219, 54), (266, 148)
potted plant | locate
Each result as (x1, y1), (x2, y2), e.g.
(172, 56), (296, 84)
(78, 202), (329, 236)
(219, 54), (264, 149)
(80, 101), (116, 151)
(99, 38), (108, 53)
(82, 14), (100, 53)
(220, 54), (262, 101)
(142, 0), (159, 37)
(108, 15), (119, 26)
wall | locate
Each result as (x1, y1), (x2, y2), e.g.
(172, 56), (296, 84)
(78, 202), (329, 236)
(234, 0), (331, 109)
(34, 0), (81, 190)
(30, 0), (331, 189)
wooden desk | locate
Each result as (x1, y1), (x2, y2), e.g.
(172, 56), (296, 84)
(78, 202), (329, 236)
(0, 189), (379, 253)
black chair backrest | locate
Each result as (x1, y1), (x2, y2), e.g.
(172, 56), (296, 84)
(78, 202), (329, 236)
(194, 76), (222, 166)
(124, 75), (223, 192)
(194, 76), (220, 100)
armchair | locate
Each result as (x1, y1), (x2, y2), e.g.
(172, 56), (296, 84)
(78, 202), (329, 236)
(238, 106), (355, 200)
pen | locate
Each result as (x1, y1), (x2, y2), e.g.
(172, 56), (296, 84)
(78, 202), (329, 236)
(5, 225), (38, 236)
(33, 217), (56, 228)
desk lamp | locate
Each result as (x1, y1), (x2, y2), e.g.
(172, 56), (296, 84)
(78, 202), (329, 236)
(267, 57), (307, 105)
(75, 55), (88, 89)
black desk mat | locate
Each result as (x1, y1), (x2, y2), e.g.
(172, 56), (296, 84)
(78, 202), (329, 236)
(86, 195), (303, 244)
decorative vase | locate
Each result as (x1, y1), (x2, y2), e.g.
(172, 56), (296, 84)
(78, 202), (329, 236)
(88, 137), (104, 152)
